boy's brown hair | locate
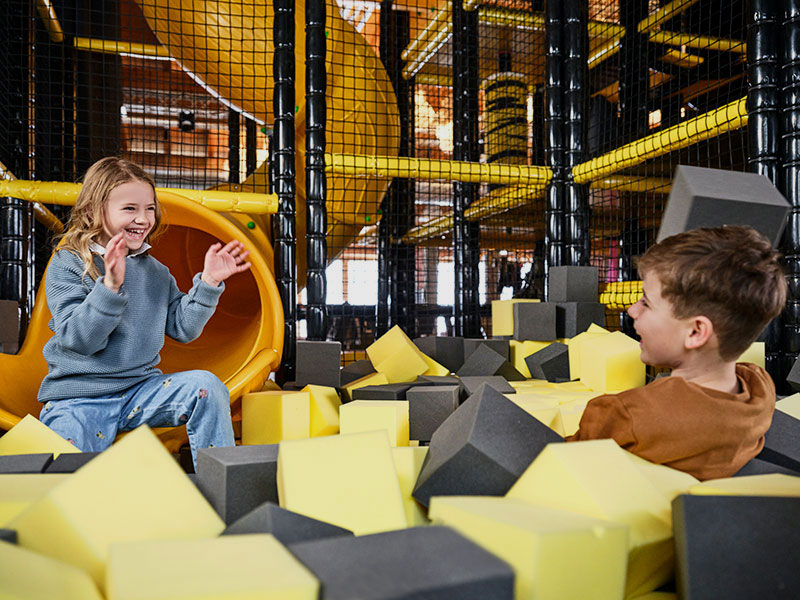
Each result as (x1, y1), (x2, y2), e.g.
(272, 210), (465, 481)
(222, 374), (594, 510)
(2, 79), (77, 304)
(636, 225), (787, 361)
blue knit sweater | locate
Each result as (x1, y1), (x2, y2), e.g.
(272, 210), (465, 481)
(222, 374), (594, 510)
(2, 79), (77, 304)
(38, 249), (224, 402)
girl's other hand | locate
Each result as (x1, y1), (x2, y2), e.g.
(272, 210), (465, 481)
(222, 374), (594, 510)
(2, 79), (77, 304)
(201, 240), (251, 287)
(104, 232), (127, 293)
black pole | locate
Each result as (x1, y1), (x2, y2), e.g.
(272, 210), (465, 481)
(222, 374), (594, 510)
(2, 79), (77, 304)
(228, 109), (240, 184)
(274, 0), (297, 382)
(544, 0), (565, 280)
(305, 0), (328, 341)
(452, 0), (481, 336)
(245, 117), (258, 177)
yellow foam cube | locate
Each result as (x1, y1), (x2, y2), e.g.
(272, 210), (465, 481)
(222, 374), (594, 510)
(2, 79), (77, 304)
(580, 331), (645, 393)
(367, 325), (429, 383)
(416, 351), (450, 376)
(0, 474), (70, 526)
(689, 473), (800, 497)
(429, 496), (628, 600)
(277, 431), (407, 535)
(339, 400), (409, 447)
(0, 538), (103, 600)
(242, 390), (311, 445)
(302, 385), (341, 437)
(492, 299), (540, 336)
(341, 371), (390, 402)
(625, 452), (699, 501)
(776, 393), (800, 420)
(552, 380), (593, 393)
(509, 340), (551, 377)
(554, 398), (589, 437)
(737, 341), (765, 368)
(106, 534), (318, 600)
(567, 331), (608, 381)
(9, 426), (224, 588)
(506, 394), (560, 431)
(0, 414), (81, 457)
(507, 439), (674, 598)
(509, 378), (554, 391)
(587, 323), (609, 334)
(392, 446), (429, 526)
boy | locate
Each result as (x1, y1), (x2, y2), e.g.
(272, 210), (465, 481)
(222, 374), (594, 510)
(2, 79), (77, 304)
(567, 225), (787, 480)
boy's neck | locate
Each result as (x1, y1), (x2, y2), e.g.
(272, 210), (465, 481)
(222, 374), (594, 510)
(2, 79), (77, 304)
(670, 358), (740, 395)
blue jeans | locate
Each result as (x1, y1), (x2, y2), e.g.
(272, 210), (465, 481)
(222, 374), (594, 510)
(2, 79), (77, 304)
(39, 370), (235, 467)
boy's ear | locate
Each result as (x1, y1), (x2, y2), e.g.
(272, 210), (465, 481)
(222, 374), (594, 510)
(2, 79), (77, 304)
(685, 316), (714, 350)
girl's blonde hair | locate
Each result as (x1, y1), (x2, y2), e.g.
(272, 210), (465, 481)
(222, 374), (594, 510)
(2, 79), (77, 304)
(57, 157), (165, 281)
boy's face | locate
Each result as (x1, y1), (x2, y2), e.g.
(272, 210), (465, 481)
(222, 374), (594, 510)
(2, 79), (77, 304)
(627, 272), (692, 368)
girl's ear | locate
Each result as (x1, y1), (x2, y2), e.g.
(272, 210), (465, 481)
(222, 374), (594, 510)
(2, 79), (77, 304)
(685, 316), (714, 350)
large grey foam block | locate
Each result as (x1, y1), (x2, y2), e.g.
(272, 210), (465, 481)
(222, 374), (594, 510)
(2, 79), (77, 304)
(462, 338), (509, 361)
(0, 453), (53, 474)
(417, 375), (462, 386)
(657, 165), (791, 246)
(457, 344), (525, 381)
(289, 526), (514, 600)
(222, 501), (353, 544)
(556, 302), (606, 337)
(407, 385), (460, 443)
(786, 355), (800, 392)
(412, 383), (564, 507)
(525, 342), (570, 382)
(458, 376), (516, 396)
(44, 452), (101, 473)
(733, 457), (800, 477)
(757, 410), (800, 473)
(296, 340), (342, 388)
(673, 494), (800, 599)
(195, 444), (279, 524)
(352, 383), (413, 400)
(340, 358), (375, 386)
(547, 266), (599, 303)
(414, 336), (464, 373)
(0, 529), (17, 544)
(513, 302), (558, 341)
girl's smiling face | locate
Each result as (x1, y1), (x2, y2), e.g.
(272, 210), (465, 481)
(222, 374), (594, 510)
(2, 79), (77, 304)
(97, 180), (157, 252)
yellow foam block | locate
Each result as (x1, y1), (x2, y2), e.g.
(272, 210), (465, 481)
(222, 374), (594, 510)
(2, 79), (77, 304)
(625, 452), (699, 502)
(261, 379), (282, 391)
(0, 538), (103, 600)
(277, 431), (407, 535)
(106, 534), (318, 600)
(417, 351), (450, 377)
(580, 331), (645, 393)
(737, 341), (765, 368)
(492, 299), (540, 336)
(567, 331), (608, 381)
(505, 394), (560, 431)
(554, 399), (589, 437)
(339, 400), (409, 447)
(341, 371), (390, 402)
(429, 496), (628, 600)
(509, 379), (554, 391)
(367, 325), (429, 383)
(689, 473), (800, 497)
(392, 446), (430, 526)
(10, 426), (224, 588)
(0, 414), (81, 457)
(0, 474), (70, 526)
(509, 340), (552, 378)
(302, 385), (341, 437)
(507, 439), (674, 597)
(551, 380), (593, 393)
(776, 393), (800, 420)
(242, 390), (311, 445)
(587, 323), (609, 334)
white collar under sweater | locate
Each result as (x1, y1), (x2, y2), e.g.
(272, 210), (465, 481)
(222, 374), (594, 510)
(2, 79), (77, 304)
(89, 241), (151, 257)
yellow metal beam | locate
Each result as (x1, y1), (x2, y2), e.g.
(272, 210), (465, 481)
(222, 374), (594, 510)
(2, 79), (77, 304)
(35, 0), (64, 43)
(402, 4), (452, 79)
(572, 96), (747, 184)
(1, 162), (64, 233)
(73, 37), (171, 59)
(464, 183), (544, 221)
(638, 0), (700, 33)
(599, 281), (643, 311)
(591, 176), (671, 194)
(648, 30), (746, 53)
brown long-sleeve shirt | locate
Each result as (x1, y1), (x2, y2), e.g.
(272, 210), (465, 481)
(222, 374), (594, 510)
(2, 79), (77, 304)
(566, 363), (775, 480)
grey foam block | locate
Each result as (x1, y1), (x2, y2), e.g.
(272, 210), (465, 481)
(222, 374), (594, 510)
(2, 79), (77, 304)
(525, 342), (570, 382)
(457, 344), (525, 381)
(44, 452), (101, 473)
(195, 444), (279, 524)
(463, 338), (509, 361)
(351, 383), (413, 401)
(547, 267), (599, 303)
(657, 165), (791, 247)
(556, 302), (606, 338)
(407, 385), (461, 443)
(340, 359), (375, 386)
(412, 383), (564, 507)
(673, 494), (800, 599)
(733, 457), (800, 477)
(281, 381), (305, 391)
(756, 410), (800, 473)
(459, 376), (516, 396)
(0, 453), (53, 474)
(0, 528), (17, 544)
(786, 355), (800, 392)
(416, 375), (462, 386)
(223, 501), (353, 544)
(296, 340), (342, 388)
(289, 526), (514, 600)
(513, 302), (558, 341)
(414, 336), (464, 373)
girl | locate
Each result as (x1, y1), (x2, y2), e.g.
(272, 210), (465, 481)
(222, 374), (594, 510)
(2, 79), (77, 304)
(38, 157), (251, 464)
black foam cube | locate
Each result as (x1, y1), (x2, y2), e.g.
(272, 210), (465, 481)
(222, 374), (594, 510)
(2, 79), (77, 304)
(352, 383), (413, 401)
(296, 340), (342, 388)
(407, 385), (461, 443)
(556, 302), (606, 337)
(417, 375), (461, 386)
(513, 302), (558, 341)
(463, 338), (509, 361)
(525, 342), (570, 382)
(733, 457), (800, 477)
(195, 444), (279, 524)
(222, 501), (353, 544)
(657, 165), (791, 247)
(414, 336), (464, 373)
(458, 376), (516, 396)
(289, 526), (514, 600)
(757, 410), (800, 473)
(0, 453), (53, 474)
(673, 494), (800, 599)
(786, 356), (800, 392)
(457, 344), (524, 381)
(547, 266), (599, 303)
(44, 452), (101, 473)
(0, 528), (17, 544)
(340, 359), (375, 386)
(412, 383), (564, 507)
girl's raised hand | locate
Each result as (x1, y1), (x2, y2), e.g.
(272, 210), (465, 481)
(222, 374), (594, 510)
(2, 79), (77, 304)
(201, 240), (251, 287)
(103, 232), (127, 293)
